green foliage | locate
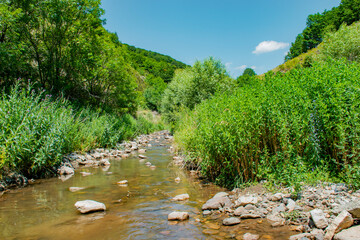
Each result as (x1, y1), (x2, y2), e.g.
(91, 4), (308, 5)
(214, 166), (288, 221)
(237, 68), (257, 87)
(243, 68), (256, 76)
(161, 57), (235, 124)
(285, 0), (360, 61)
(319, 22), (360, 62)
(0, 0), (186, 115)
(144, 75), (167, 111)
(122, 43), (187, 83)
(0, 85), (162, 178)
(175, 59), (360, 189)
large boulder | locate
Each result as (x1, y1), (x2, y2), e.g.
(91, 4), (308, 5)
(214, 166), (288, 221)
(343, 200), (360, 218)
(310, 209), (328, 229)
(202, 192), (232, 210)
(334, 225), (360, 240)
(74, 200), (106, 214)
(324, 210), (354, 240)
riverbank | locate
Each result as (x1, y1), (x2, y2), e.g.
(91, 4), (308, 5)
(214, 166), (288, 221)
(0, 129), (167, 193)
(172, 155), (360, 239)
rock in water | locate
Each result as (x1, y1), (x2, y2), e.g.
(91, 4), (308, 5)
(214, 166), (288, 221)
(69, 187), (86, 192)
(59, 166), (74, 175)
(139, 155), (147, 159)
(266, 214), (285, 227)
(74, 200), (106, 214)
(99, 159), (111, 166)
(80, 172), (92, 176)
(223, 217), (241, 226)
(243, 233), (260, 240)
(117, 180), (128, 185)
(310, 209), (328, 229)
(172, 194), (189, 201)
(168, 212), (189, 221)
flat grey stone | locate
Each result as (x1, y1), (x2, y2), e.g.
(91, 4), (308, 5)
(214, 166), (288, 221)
(75, 200), (106, 214)
(223, 217), (241, 226)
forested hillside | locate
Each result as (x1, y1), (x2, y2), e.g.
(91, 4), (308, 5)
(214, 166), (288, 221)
(285, 0), (360, 61)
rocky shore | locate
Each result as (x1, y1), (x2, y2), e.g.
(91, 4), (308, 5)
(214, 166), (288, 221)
(0, 130), (172, 193)
(172, 157), (360, 240)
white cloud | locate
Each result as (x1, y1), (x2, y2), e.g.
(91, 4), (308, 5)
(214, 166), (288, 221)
(225, 62), (232, 69)
(252, 41), (289, 54)
(250, 66), (256, 70)
(235, 65), (247, 70)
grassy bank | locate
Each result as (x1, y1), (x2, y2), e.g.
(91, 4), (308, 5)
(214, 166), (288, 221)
(175, 59), (360, 190)
(0, 85), (164, 179)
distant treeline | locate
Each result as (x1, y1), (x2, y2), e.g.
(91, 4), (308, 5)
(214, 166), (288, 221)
(285, 0), (360, 61)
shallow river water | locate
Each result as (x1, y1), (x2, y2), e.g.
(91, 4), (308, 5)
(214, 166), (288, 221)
(0, 133), (293, 240)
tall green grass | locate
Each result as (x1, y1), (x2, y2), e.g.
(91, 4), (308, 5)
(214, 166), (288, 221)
(175, 59), (360, 189)
(0, 85), (163, 178)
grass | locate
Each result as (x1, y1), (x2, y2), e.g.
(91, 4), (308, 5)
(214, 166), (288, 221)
(0, 84), (164, 179)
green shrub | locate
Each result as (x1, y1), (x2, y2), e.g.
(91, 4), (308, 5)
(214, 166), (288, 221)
(175, 59), (360, 189)
(319, 22), (360, 62)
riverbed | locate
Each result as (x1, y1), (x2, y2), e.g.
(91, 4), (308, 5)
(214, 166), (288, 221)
(0, 132), (292, 239)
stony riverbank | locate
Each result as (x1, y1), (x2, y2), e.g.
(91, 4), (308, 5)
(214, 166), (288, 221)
(0, 130), (172, 193)
(172, 156), (360, 240)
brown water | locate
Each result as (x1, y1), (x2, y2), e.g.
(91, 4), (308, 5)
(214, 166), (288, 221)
(0, 134), (293, 240)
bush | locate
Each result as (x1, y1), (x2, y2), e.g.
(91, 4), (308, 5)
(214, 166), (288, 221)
(0, 85), (163, 178)
(175, 59), (360, 189)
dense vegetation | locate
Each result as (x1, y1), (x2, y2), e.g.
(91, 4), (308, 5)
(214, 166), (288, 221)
(168, 21), (360, 191)
(285, 0), (360, 61)
(0, 0), (187, 180)
(161, 57), (235, 125)
(0, 84), (163, 178)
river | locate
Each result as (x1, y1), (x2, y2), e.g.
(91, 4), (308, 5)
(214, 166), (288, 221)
(0, 132), (292, 239)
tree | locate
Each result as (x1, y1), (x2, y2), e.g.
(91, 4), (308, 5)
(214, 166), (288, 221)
(243, 68), (256, 76)
(237, 68), (256, 87)
(161, 57), (235, 122)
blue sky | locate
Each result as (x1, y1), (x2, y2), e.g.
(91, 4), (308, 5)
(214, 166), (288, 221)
(101, 0), (341, 77)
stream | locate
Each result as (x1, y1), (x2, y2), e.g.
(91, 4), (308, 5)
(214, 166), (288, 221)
(0, 132), (293, 239)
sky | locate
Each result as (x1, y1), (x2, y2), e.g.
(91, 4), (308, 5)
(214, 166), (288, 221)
(100, 0), (341, 77)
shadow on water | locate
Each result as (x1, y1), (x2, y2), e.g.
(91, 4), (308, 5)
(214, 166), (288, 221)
(0, 134), (293, 240)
